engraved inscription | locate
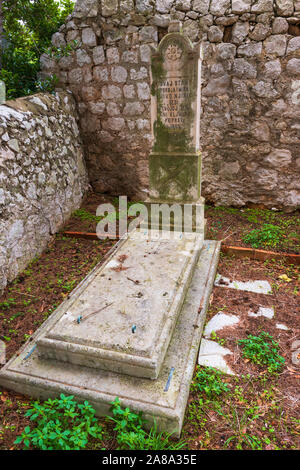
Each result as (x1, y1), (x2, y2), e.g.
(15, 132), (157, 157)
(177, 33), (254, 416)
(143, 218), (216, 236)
(158, 78), (190, 129)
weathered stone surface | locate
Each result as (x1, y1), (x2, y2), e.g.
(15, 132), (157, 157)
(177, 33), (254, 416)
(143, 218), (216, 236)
(68, 68), (83, 84)
(232, 0), (252, 14)
(249, 23), (270, 41)
(275, 0), (294, 16)
(175, 0), (191, 11)
(216, 43), (236, 60)
(156, 0), (173, 14)
(88, 101), (106, 114)
(76, 49), (91, 66)
(92, 46), (105, 65)
(204, 312), (239, 337)
(232, 21), (250, 45)
(248, 307), (275, 319)
(286, 59), (300, 75)
(198, 339), (235, 375)
(203, 75), (231, 96)
(0, 240), (220, 437)
(272, 17), (289, 34)
(103, 117), (126, 131)
(252, 81), (279, 99)
(0, 92), (88, 294)
(264, 148), (292, 167)
(51, 32), (66, 48)
(192, 0), (210, 14)
(287, 37), (300, 54)
(106, 47), (120, 64)
(102, 85), (122, 100)
(264, 35), (287, 56)
(36, 229), (203, 379)
(120, 0), (134, 14)
(215, 274), (272, 294)
(140, 44), (151, 62)
(123, 84), (136, 98)
(93, 66), (109, 82)
(251, 0), (274, 14)
(139, 26), (158, 43)
(251, 121), (270, 141)
(73, 0), (98, 18)
(264, 59), (282, 78)
(233, 59), (257, 79)
(123, 102), (145, 116)
(111, 66), (128, 83)
(137, 82), (150, 100)
(136, 0), (153, 14)
(210, 0), (230, 16)
(237, 42), (263, 57)
(102, 0), (118, 17)
(82, 28), (97, 47)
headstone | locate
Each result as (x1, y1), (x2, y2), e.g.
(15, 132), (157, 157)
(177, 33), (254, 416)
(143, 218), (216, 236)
(149, 20), (203, 203)
(0, 81), (6, 105)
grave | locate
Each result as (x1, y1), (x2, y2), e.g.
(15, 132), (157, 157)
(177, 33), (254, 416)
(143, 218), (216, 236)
(0, 22), (220, 436)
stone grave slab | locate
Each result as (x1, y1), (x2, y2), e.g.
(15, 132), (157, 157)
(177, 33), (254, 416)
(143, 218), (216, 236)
(36, 229), (204, 379)
(0, 241), (220, 437)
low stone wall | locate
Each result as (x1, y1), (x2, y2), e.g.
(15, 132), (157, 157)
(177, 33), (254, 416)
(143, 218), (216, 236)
(41, 0), (300, 210)
(0, 92), (89, 293)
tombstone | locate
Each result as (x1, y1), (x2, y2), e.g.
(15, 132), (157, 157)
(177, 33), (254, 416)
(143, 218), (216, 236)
(0, 81), (6, 105)
(0, 24), (220, 437)
(149, 20), (202, 203)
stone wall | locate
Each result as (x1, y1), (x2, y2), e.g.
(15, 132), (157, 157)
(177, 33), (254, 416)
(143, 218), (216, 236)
(41, 0), (300, 210)
(0, 92), (89, 293)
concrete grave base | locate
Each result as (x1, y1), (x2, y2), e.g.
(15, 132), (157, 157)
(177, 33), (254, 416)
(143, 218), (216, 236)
(0, 240), (220, 437)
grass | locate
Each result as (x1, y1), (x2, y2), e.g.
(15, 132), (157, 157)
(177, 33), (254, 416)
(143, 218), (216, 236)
(184, 368), (298, 450)
(206, 205), (299, 252)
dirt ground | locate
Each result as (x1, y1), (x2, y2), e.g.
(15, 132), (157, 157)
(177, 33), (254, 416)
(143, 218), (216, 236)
(0, 198), (299, 450)
(63, 192), (300, 254)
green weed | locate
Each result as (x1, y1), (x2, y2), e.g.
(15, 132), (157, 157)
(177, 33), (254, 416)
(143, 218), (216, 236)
(238, 332), (285, 374)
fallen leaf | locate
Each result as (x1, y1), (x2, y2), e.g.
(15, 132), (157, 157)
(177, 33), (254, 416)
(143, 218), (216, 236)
(279, 274), (292, 283)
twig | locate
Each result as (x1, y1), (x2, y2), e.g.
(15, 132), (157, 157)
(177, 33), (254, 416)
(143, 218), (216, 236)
(76, 302), (113, 323)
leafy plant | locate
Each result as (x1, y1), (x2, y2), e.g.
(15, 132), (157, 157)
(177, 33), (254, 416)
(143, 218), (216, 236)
(0, 297), (17, 310)
(238, 332), (285, 374)
(1, 0), (75, 99)
(108, 398), (185, 450)
(14, 394), (103, 450)
(242, 224), (284, 249)
(191, 366), (230, 398)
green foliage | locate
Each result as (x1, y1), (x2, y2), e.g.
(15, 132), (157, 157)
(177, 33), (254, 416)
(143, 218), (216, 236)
(1, 0), (75, 99)
(73, 208), (103, 223)
(238, 332), (285, 374)
(191, 366), (230, 398)
(14, 394), (103, 450)
(242, 224), (284, 249)
(0, 297), (16, 310)
(109, 398), (185, 450)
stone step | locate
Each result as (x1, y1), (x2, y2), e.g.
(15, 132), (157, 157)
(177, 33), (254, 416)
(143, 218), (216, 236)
(36, 229), (204, 379)
(0, 240), (220, 437)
